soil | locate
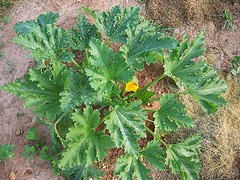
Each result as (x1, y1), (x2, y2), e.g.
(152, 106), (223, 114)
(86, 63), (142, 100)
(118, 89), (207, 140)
(0, 0), (240, 180)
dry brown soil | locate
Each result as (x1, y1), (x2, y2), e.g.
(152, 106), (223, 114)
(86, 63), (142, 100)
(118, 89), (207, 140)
(0, 0), (240, 179)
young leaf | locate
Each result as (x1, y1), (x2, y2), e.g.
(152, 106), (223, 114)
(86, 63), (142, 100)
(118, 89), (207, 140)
(13, 23), (74, 63)
(94, 6), (140, 43)
(153, 94), (194, 132)
(26, 127), (38, 141)
(121, 27), (178, 70)
(188, 65), (227, 115)
(164, 31), (205, 86)
(140, 140), (166, 171)
(22, 145), (36, 160)
(1, 63), (72, 120)
(0, 144), (14, 161)
(39, 146), (51, 160)
(115, 155), (152, 180)
(106, 101), (147, 156)
(70, 14), (101, 51)
(85, 38), (134, 99)
(59, 107), (114, 169)
(166, 134), (201, 180)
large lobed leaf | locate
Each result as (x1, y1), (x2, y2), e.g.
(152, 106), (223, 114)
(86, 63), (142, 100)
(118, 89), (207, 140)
(164, 31), (205, 86)
(140, 140), (166, 171)
(14, 12), (60, 35)
(166, 134), (201, 180)
(106, 101), (147, 156)
(85, 38), (134, 99)
(70, 14), (101, 51)
(94, 6), (140, 43)
(60, 69), (97, 111)
(153, 94), (194, 132)
(121, 26), (178, 70)
(13, 12), (74, 63)
(59, 106), (114, 169)
(188, 65), (227, 114)
(164, 32), (227, 115)
(1, 63), (71, 120)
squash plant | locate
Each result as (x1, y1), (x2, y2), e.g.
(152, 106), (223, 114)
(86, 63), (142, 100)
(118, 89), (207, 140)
(1, 6), (227, 180)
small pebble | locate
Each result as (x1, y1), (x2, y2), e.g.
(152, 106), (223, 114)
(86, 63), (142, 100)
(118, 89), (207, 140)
(15, 129), (23, 136)
(23, 169), (32, 176)
(9, 171), (16, 180)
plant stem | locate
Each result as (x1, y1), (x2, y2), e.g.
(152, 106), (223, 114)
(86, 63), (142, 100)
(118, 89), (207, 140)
(72, 59), (81, 69)
(98, 105), (108, 111)
(144, 109), (156, 112)
(54, 113), (67, 143)
(175, 90), (189, 96)
(141, 74), (166, 92)
(95, 114), (110, 130)
(145, 126), (167, 147)
(85, 49), (89, 60)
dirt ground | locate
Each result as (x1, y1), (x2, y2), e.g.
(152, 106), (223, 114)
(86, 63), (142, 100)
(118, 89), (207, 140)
(0, 0), (239, 179)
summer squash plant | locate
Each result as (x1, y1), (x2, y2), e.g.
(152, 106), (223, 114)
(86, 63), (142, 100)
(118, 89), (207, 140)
(1, 6), (227, 180)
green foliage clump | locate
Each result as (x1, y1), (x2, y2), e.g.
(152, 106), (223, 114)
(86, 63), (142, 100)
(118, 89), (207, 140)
(1, 6), (227, 180)
(222, 10), (237, 31)
(230, 55), (240, 77)
(0, 144), (14, 161)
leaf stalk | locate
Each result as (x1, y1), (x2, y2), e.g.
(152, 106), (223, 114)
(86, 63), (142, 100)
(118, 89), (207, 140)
(145, 126), (167, 147)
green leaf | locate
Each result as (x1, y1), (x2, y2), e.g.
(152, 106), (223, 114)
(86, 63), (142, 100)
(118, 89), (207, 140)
(164, 31), (205, 86)
(37, 12), (59, 27)
(14, 12), (59, 35)
(140, 140), (166, 171)
(135, 90), (155, 104)
(22, 145), (36, 160)
(59, 106), (114, 169)
(188, 65), (227, 115)
(13, 23), (74, 63)
(153, 94), (194, 132)
(230, 55), (240, 76)
(0, 144), (14, 161)
(134, 158), (152, 180)
(121, 27), (178, 70)
(26, 127), (38, 141)
(55, 112), (73, 142)
(58, 51), (75, 62)
(166, 134), (201, 180)
(85, 38), (134, 99)
(115, 155), (152, 180)
(163, 32), (227, 114)
(39, 146), (51, 160)
(94, 6), (140, 43)
(1, 63), (72, 120)
(63, 164), (104, 180)
(14, 20), (38, 35)
(60, 70), (97, 111)
(70, 14), (101, 51)
(106, 101), (147, 156)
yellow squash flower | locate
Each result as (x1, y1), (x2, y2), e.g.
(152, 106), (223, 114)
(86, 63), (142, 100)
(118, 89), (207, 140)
(125, 80), (139, 92)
